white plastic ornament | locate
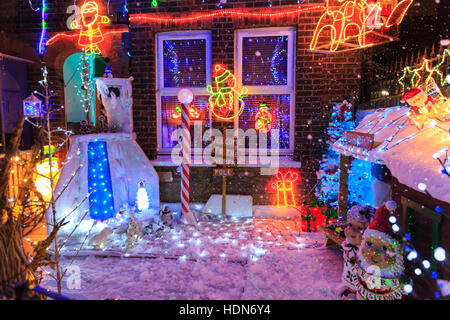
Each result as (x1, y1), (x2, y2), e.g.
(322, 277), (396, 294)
(178, 88), (194, 104)
(136, 181), (149, 211)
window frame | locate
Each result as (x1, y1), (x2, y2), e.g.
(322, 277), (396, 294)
(234, 27), (296, 155)
(156, 30), (212, 155)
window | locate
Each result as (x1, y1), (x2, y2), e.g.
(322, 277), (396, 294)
(156, 31), (212, 154)
(235, 28), (296, 154)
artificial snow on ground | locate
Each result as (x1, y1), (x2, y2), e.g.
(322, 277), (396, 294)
(40, 217), (344, 300)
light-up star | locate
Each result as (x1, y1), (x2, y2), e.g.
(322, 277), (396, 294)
(399, 49), (450, 93)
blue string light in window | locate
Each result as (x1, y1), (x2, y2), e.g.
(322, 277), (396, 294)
(88, 140), (115, 220)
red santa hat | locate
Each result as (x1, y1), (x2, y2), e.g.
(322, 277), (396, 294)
(363, 201), (397, 243)
(400, 88), (423, 104)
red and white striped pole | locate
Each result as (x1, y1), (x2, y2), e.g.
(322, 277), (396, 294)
(178, 89), (193, 217)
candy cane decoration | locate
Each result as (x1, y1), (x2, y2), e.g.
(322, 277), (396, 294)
(178, 89), (193, 216)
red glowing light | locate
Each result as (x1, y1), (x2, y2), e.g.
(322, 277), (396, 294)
(70, 0), (110, 55)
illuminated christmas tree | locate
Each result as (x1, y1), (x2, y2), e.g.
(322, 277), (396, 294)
(316, 101), (374, 207)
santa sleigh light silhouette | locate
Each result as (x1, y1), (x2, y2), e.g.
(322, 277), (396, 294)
(309, 0), (413, 53)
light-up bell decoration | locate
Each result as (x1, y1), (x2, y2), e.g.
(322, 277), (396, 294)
(207, 64), (248, 121)
(23, 94), (42, 118)
(34, 146), (59, 202)
(271, 170), (299, 208)
(71, 0), (110, 55)
(255, 103), (272, 132)
(171, 105), (201, 120)
(310, 0), (413, 53)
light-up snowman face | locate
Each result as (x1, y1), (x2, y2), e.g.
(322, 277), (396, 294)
(360, 234), (398, 270)
(34, 158), (59, 201)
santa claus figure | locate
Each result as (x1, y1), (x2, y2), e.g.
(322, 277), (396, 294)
(401, 87), (450, 131)
(340, 204), (376, 298)
(71, 1), (110, 55)
(355, 201), (406, 300)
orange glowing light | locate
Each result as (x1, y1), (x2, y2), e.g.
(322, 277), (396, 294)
(309, 0), (413, 53)
(401, 87), (450, 140)
(129, 5), (324, 25)
(207, 64), (248, 121)
(70, 0), (110, 55)
(271, 170), (299, 208)
(255, 103), (272, 132)
(171, 105), (201, 120)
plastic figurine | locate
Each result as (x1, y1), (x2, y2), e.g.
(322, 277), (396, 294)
(340, 204), (375, 298)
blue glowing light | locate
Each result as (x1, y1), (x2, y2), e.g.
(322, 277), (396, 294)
(38, 0), (47, 55)
(88, 141), (115, 220)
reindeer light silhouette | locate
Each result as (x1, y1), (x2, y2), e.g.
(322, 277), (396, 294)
(310, 0), (413, 52)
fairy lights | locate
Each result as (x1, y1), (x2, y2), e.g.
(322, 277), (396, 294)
(38, 0), (48, 55)
(271, 170), (299, 208)
(87, 140), (115, 220)
(309, 0), (412, 53)
(207, 64), (248, 120)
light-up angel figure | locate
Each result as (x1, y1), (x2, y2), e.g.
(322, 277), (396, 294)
(207, 64), (248, 120)
(71, 1), (110, 55)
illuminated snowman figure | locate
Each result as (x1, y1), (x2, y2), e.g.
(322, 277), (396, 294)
(206, 64), (248, 120)
(34, 148), (59, 202)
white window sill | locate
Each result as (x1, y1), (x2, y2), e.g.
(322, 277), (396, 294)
(150, 155), (301, 168)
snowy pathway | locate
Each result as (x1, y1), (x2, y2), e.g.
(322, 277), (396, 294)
(40, 218), (344, 300)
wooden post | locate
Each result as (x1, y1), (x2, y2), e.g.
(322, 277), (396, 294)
(222, 175), (226, 215)
(338, 154), (349, 221)
(0, 59), (5, 154)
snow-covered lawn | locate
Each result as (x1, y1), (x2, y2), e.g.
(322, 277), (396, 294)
(40, 218), (344, 300)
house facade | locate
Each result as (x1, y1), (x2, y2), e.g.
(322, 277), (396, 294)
(1, 0), (363, 205)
